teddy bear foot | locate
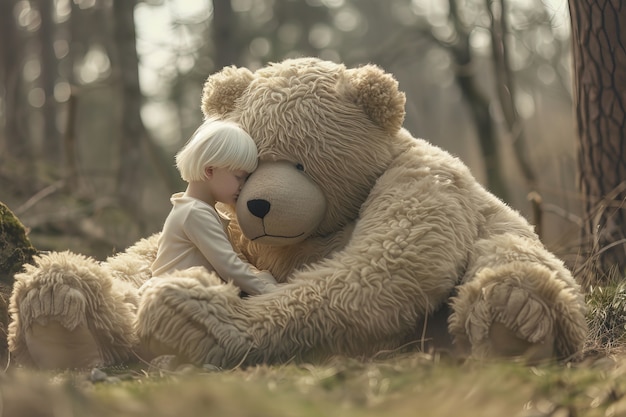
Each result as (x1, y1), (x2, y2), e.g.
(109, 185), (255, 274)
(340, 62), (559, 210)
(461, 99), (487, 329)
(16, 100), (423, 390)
(488, 321), (555, 364)
(24, 320), (102, 370)
(8, 251), (139, 369)
(449, 262), (569, 363)
(465, 308), (557, 364)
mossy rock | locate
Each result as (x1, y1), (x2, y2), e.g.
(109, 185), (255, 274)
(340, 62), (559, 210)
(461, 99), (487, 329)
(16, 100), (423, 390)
(0, 202), (38, 284)
(0, 202), (38, 365)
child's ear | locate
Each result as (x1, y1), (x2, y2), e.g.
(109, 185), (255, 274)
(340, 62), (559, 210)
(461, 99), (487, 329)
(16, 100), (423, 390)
(204, 167), (214, 179)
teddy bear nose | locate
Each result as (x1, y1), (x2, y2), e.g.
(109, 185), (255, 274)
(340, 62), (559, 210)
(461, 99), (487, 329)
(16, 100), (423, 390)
(247, 199), (271, 219)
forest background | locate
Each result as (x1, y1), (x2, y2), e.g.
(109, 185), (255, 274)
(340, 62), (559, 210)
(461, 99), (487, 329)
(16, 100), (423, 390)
(0, 0), (580, 268)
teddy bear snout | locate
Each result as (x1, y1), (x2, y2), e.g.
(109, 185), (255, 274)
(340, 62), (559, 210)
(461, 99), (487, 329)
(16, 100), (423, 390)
(247, 199), (271, 219)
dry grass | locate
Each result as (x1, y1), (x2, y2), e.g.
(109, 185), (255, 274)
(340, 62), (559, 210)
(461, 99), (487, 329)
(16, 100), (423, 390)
(1, 350), (626, 417)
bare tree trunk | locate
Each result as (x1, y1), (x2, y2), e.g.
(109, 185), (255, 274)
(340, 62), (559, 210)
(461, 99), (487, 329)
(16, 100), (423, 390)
(448, 0), (511, 203)
(569, 0), (626, 287)
(112, 0), (146, 231)
(64, 91), (80, 191)
(273, 0), (332, 59)
(0, 0), (31, 162)
(35, 0), (61, 167)
(212, 0), (237, 69)
(486, 0), (537, 189)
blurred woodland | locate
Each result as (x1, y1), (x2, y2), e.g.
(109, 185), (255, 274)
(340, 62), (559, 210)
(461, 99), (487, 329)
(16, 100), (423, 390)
(0, 0), (619, 277)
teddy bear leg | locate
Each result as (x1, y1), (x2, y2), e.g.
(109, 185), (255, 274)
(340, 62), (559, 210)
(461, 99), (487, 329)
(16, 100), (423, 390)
(8, 252), (138, 369)
(449, 260), (586, 363)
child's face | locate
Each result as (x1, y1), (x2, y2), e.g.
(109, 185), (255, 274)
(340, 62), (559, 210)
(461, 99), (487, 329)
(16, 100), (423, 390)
(208, 167), (249, 206)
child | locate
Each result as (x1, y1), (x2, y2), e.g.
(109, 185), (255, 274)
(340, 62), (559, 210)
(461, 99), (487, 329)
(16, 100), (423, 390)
(150, 118), (279, 295)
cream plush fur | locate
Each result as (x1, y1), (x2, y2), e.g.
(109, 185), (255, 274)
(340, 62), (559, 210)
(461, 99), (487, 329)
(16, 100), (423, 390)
(8, 58), (588, 369)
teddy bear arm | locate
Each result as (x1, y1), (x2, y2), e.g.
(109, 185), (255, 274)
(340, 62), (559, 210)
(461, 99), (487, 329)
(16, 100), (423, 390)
(135, 241), (462, 368)
(241, 228), (470, 364)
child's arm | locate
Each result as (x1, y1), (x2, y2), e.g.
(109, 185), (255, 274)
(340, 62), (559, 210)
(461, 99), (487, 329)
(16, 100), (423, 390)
(184, 206), (279, 295)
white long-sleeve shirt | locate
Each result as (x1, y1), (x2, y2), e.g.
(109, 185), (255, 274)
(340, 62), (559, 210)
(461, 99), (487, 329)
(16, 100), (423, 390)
(151, 192), (278, 295)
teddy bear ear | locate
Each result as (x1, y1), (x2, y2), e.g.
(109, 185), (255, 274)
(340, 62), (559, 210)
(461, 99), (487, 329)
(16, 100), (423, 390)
(344, 64), (406, 134)
(201, 65), (254, 118)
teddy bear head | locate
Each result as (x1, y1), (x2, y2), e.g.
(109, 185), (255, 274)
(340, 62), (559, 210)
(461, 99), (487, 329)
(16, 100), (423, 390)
(201, 58), (407, 246)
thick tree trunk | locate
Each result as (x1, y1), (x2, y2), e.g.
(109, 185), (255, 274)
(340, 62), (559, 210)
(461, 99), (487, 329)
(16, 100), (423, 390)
(569, 0), (626, 287)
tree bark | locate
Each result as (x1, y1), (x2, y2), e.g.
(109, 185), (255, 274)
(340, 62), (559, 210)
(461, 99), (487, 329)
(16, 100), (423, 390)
(569, 0), (626, 287)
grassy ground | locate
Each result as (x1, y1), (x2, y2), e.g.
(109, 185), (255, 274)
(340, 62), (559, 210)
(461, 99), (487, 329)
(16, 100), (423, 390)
(2, 273), (626, 417)
(1, 351), (626, 417)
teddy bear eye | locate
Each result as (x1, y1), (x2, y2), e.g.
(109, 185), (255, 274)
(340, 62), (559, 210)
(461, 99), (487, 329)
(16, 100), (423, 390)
(295, 163), (305, 171)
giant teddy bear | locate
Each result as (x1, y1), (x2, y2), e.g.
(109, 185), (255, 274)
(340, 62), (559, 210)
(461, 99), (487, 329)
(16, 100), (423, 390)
(8, 58), (588, 370)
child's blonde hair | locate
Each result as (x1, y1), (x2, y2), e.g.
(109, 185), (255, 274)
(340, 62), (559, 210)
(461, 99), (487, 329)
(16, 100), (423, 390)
(175, 118), (259, 182)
